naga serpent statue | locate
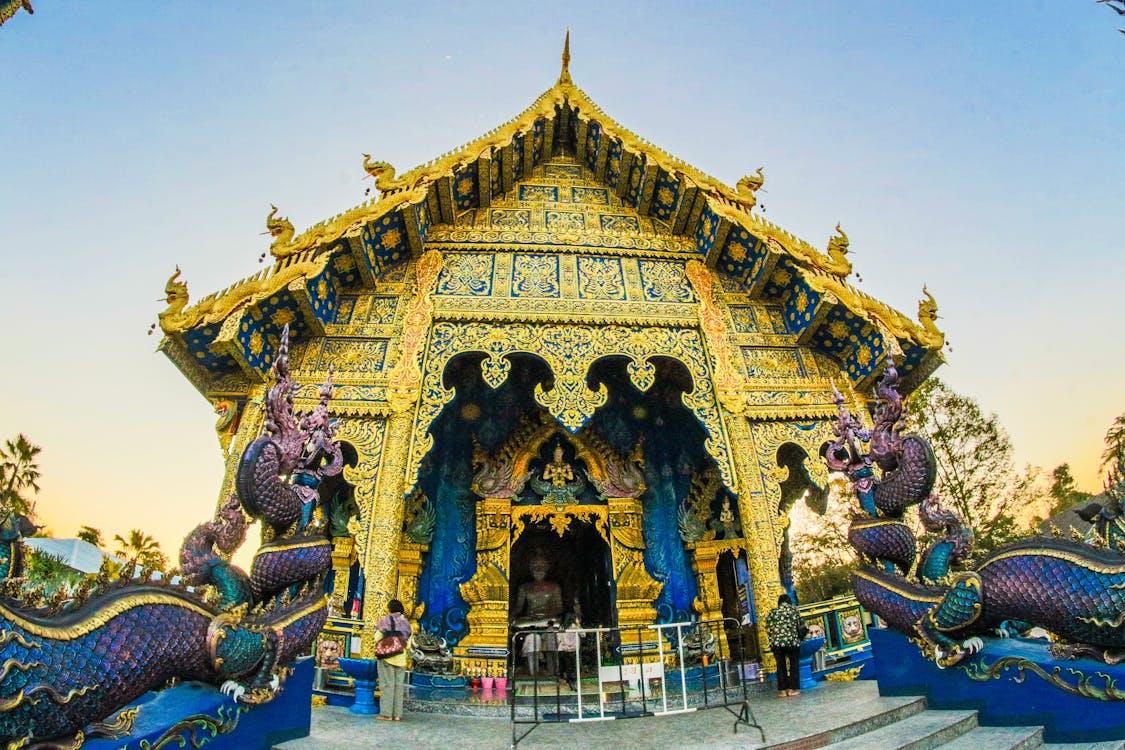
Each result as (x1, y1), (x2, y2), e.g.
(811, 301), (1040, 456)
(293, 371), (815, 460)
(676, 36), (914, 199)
(827, 359), (1125, 668)
(0, 325), (342, 748)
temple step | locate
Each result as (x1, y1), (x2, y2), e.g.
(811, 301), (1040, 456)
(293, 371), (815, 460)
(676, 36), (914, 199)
(818, 709), (978, 750)
(938, 726), (1044, 750)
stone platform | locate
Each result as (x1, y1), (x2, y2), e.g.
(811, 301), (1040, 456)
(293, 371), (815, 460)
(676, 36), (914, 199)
(277, 679), (1124, 750)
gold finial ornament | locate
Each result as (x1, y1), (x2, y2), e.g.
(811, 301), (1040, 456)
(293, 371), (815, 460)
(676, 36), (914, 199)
(558, 29), (572, 85)
(157, 266), (191, 333)
(917, 285), (945, 348)
(735, 167), (765, 209)
(265, 204), (295, 255)
(361, 154), (407, 194)
(823, 223), (853, 279)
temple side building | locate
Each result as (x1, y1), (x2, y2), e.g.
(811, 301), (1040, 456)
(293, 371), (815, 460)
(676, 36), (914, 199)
(157, 37), (944, 675)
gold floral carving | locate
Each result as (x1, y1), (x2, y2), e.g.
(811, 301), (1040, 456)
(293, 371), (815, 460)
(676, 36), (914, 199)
(386, 250), (443, 413)
(686, 260), (747, 415)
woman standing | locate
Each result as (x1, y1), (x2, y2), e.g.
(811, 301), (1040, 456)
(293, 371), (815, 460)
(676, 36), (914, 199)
(375, 599), (413, 721)
(765, 593), (804, 697)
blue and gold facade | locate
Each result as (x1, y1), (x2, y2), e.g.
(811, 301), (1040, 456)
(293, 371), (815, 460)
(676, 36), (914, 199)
(157, 41), (944, 674)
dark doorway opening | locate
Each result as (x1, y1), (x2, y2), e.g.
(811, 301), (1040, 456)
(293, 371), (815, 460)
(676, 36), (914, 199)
(509, 522), (613, 628)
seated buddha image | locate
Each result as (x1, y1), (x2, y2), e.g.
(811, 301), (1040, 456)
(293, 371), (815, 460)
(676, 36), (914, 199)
(529, 442), (586, 508)
(511, 549), (564, 628)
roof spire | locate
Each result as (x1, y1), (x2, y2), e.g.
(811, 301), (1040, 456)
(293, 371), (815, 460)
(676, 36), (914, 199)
(558, 29), (572, 85)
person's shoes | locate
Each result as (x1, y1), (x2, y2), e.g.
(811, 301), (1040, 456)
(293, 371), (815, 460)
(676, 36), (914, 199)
(788, 690), (801, 696)
(377, 715), (393, 721)
(392, 717), (402, 721)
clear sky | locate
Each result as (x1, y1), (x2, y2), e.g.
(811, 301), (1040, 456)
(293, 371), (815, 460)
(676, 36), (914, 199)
(1, 2), (1122, 562)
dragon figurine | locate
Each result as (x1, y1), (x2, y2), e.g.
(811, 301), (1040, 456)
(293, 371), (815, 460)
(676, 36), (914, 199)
(827, 359), (1125, 668)
(0, 325), (342, 748)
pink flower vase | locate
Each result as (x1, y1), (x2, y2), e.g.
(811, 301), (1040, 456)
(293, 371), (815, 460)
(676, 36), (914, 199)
(495, 676), (508, 693)
(481, 676), (495, 690)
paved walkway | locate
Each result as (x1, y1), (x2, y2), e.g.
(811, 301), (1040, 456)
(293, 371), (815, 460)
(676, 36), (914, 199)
(278, 681), (917, 750)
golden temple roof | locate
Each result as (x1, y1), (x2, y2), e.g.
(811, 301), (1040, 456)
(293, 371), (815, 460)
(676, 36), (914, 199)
(158, 34), (944, 398)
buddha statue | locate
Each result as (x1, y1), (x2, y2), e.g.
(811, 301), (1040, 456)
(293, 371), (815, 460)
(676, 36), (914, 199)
(512, 550), (564, 676)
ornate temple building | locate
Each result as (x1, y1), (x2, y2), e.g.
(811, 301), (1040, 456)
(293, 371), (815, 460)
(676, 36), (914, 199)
(157, 38), (944, 675)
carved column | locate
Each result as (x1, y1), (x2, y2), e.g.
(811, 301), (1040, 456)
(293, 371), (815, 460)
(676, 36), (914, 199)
(726, 417), (786, 671)
(687, 540), (726, 624)
(607, 496), (662, 629)
(359, 410), (414, 657)
(457, 496), (513, 649)
(329, 536), (356, 616)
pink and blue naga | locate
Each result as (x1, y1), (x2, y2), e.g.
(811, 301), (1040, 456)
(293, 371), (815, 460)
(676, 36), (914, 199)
(0, 326), (341, 747)
(828, 360), (1125, 668)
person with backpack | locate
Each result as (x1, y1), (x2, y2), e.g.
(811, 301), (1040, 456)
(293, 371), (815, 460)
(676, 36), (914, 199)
(374, 599), (413, 721)
(765, 593), (807, 697)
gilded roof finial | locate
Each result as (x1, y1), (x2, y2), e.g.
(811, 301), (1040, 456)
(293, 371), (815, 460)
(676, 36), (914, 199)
(558, 29), (572, 85)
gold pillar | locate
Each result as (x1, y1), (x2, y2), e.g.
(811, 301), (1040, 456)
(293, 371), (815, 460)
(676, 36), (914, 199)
(458, 496), (513, 649)
(607, 496), (661, 628)
(329, 536), (356, 616)
(359, 410), (414, 656)
(687, 540), (726, 624)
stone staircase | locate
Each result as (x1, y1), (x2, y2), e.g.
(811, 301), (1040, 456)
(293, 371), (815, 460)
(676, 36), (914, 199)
(763, 696), (1124, 750)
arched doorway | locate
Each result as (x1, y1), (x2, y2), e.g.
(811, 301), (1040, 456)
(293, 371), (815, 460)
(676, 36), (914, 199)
(775, 442), (828, 600)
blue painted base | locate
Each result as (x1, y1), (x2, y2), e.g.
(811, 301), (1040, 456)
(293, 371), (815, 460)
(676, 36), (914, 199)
(85, 656), (314, 750)
(870, 627), (1125, 743)
(349, 678), (379, 715)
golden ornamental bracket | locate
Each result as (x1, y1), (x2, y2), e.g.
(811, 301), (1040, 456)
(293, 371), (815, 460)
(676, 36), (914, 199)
(685, 260), (747, 415)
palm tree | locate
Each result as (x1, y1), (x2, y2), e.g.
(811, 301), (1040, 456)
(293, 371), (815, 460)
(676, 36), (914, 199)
(76, 526), (103, 547)
(113, 529), (166, 570)
(0, 433), (42, 515)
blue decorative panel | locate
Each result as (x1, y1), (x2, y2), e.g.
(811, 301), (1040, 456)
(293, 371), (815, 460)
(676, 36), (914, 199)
(512, 254), (560, 298)
(577, 257), (626, 300)
(650, 169), (679, 222)
(572, 186), (608, 204)
(728, 305), (758, 333)
(783, 277), (822, 333)
(599, 214), (640, 232)
(416, 201), (431, 242)
(237, 314), (278, 371)
(532, 118), (545, 164)
(323, 239), (362, 291)
(366, 296), (398, 325)
(436, 254), (494, 296)
(316, 338), (388, 375)
(519, 184), (558, 202)
(545, 210), (585, 231)
(489, 158), (501, 199)
(360, 211), (408, 276)
(605, 138), (623, 189)
(637, 260), (694, 303)
(897, 340), (927, 376)
(719, 227), (769, 283)
(511, 131), (525, 181)
(452, 162), (478, 211)
(334, 296), (357, 324)
(305, 267), (337, 325)
(762, 305), (790, 334)
(183, 325), (238, 374)
(624, 153), (646, 207)
(761, 258), (798, 302)
(585, 121), (601, 171)
(694, 203), (720, 258)
(806, 305), (883, 381)
(489, 208), (531, 229)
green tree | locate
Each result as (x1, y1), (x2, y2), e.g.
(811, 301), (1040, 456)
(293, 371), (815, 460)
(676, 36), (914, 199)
(1047, 463), (1092, 517)
(113, 529), (167, 571)
(76, 526), (103, 547)
(1102, 412), (1125, 504)
(0, 434), (42, 515)
(905, 378), (1047, 558)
